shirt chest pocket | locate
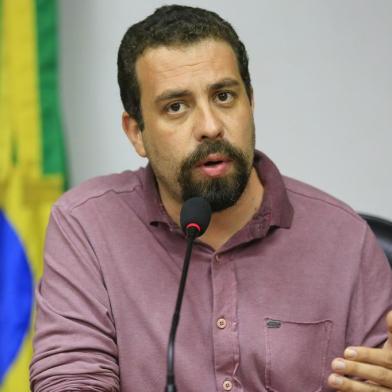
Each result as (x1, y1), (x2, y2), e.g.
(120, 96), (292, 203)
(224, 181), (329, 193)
(264, 318), (333, 392)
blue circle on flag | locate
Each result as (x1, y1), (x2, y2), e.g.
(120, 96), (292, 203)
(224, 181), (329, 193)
(0, 210), (34, 383)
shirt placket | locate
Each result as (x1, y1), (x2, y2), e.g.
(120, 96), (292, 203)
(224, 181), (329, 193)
(211, 252), (242, 391)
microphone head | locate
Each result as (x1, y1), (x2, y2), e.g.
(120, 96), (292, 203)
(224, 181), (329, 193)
(180, 197), (212, 237)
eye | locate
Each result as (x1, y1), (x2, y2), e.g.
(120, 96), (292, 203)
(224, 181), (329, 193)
(215, 91), (234, 104)
(166, 101), (186, 114)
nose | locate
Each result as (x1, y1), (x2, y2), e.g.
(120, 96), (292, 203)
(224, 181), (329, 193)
(193, 103), (224, 141)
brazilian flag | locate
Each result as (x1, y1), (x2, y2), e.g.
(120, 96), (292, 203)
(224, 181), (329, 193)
(0, 0), (66, 390)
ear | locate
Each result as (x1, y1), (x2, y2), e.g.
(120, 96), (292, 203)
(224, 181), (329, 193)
(122, 112), (147, 157)
(250, 88), (255, 111)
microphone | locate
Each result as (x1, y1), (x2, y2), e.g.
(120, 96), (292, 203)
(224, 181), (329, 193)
(165, 197), (211, 392)
(180, 196), (211, 238)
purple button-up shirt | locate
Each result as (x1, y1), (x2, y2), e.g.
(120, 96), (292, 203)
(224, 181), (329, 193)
(30, 151), (392, 392)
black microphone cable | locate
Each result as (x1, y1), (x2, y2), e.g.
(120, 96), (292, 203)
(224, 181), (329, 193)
(164, 197), (211, 392)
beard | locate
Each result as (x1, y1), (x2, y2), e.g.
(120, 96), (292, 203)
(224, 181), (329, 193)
(178, 140), (254, 212)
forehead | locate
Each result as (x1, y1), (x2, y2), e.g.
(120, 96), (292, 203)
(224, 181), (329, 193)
(135, 39), (242, 99)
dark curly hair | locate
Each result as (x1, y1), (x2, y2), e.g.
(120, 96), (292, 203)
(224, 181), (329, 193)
(117, 5), (252, 130)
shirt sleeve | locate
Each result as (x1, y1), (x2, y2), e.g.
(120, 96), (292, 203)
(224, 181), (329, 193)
(30, 205), (120, 392)
(345, 224), (392, 348)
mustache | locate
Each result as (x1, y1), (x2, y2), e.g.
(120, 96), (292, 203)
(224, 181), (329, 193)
(180, 140), (245, 171)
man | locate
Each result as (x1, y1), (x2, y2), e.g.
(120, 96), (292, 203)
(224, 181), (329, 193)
(30, 5), (392, 391)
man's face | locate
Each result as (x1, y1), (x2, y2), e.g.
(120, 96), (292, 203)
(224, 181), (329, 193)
(129, 39), (255, 211)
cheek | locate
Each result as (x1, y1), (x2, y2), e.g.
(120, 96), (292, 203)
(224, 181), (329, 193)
(225, 109), (254, 144)
(142, 130), (188, 171)
(156, 126), (194, 158)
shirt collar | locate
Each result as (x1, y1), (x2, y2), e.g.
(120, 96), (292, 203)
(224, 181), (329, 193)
(252, 150), (293, 230)
(139, 165), (178, 229)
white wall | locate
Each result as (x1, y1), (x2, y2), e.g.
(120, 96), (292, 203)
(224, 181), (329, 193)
(59, 0), (392, 219)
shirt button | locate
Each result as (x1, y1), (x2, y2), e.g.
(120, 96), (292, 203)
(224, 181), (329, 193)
(223, 380), (233, 390)
(216, 318), (227, 329)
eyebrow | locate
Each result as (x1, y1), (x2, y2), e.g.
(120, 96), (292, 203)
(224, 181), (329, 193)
(209, 78), (241, 91)
(155, 89), (192, 104)
(154, 78), (241, 105)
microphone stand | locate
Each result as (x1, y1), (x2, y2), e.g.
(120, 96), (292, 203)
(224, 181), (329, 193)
(164, 227), (198, 392)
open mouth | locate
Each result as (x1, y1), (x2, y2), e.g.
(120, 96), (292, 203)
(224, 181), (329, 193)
(203, 160), (225, 167)
(196, 154), (232, 176)
(197, 154), (230, 166)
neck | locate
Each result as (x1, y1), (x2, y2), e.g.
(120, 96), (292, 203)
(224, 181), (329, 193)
(160, 168), (264, 250)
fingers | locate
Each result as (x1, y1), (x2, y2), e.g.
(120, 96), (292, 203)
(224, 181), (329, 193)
(328, 345), (392, 390)
(327, 311), (392, 390)
(342, 347), (392, 369)
(328, 373), (392, 391)
(330, 357), (392, 388)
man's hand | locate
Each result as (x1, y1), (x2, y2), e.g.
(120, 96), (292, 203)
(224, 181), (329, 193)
(328, 311), (392, 391)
